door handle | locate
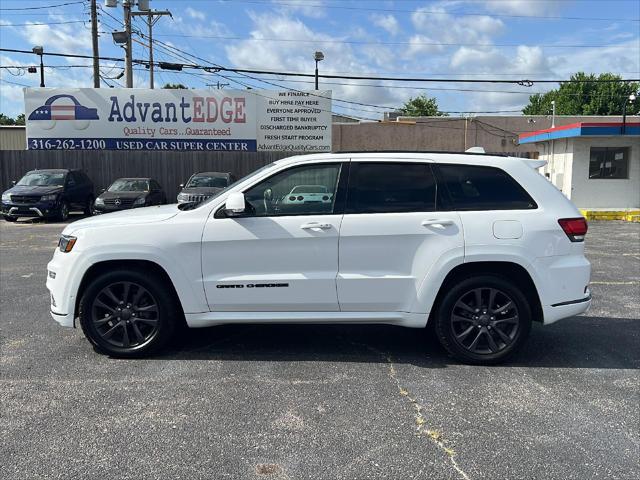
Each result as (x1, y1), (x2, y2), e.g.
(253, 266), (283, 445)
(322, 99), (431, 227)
(422, 219), (454, 227)
(301, 222), (332, 230)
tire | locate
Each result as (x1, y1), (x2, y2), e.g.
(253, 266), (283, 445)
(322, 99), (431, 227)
(57, 200), (69, 222)
(434, 275), (532, 365)
(84, 195), (94, 216)
(79, 269), (179, 358)
(3, 215), (17, 222)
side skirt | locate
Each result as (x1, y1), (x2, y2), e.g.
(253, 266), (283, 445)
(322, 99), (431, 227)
(184, 311), (427, 329)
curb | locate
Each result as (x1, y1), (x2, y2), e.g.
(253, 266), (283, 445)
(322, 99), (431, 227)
(579, 210), (640, 223)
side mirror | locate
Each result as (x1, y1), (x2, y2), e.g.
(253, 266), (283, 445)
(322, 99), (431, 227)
(179, 183), (184, 188)
(100, 188), (106, 193)
(11, 180), (16, 185)
(224, 192), (246, 217)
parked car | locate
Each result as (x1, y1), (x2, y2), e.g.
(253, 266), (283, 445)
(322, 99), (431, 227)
(46, 152), (591, 363)
(280, 185), (334, 207)
(2, 168), (94, 222)
(93, 178), (166, 214)
(177, 171), (235, 204)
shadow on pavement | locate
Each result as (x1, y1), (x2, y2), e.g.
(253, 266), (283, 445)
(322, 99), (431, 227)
(159, 315), (639, 370)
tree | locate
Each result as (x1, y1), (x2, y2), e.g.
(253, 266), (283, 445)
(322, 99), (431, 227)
(400, 94), (448, 117)
(522, 72), (639, 116)
(0, 113), (25, 125)
(162, 83), (187, 89)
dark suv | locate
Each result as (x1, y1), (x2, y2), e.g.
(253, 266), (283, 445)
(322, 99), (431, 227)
(2, 169), (94, 222)
(176, 171), (235, 205)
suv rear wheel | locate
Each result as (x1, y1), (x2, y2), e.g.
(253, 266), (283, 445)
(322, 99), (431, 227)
(434, 275), (532, 365)
(79, 269), (179, 357)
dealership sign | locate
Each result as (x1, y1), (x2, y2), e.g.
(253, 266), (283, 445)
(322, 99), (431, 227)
(24, 88), (332, 152)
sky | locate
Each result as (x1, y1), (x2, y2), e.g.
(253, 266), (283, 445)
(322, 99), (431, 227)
(1, 0), (639, 120)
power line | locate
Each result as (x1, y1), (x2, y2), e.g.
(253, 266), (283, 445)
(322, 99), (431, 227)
(217, 0), (640, 22)
(153, 33), (635, 49)
(0, 20), (87, 26)
(0, 1), (85, 10)
(3, 47), (638, 86)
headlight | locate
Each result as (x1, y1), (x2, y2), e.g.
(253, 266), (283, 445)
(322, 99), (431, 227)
(133, 196), (146, 206)
(94, 197), (104, 206)
(177, 193), (189, 202)
(1, 192), (10, 202)
(58, 235), (77, 253)
(41, 194), (58, 202)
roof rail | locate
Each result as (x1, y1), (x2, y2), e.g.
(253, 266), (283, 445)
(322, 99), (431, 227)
(333, 149), (508, 157)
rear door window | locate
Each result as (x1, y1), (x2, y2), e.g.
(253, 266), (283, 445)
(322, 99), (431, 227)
(436, 164), (536, 210)
(346, 162), (436, 214)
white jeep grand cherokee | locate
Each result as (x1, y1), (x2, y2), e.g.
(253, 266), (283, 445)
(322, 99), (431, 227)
(47, 152), (591, 364)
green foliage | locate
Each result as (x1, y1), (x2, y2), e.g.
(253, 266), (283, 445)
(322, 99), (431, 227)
(522, 72), (639, 116)
(400, 94), (448, 117)
(162, 83), (188, 89)
(0, 113), (25, 126)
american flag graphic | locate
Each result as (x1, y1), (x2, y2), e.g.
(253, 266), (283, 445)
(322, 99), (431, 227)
(51, 105), (76, 120)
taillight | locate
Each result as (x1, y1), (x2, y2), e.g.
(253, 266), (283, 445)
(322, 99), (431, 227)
(558, 217), (588, 242)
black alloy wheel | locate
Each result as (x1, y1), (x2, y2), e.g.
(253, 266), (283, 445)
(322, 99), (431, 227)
(91, 281), (160, 349)
(79, 269), (179, 357)
(434, 275), (532, 365)
(84, 195), (94, 216)
(58, 201), (69, 221)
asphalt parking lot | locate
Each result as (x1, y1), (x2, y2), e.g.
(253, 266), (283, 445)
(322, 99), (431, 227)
(1, 216), (638, 480)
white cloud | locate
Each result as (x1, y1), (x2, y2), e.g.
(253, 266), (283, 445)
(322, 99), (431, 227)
(271, 0), (326, 18)
(483, 0), (558, 16)
(371, 14), (399, 36)
(185, 7), (206, 21)
(411, 4), (504, 48)
(225, 12), (407, 116)
(19, 22), (91, 54)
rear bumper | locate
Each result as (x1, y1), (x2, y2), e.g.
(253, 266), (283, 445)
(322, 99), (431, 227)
(543, 293), (591, 325)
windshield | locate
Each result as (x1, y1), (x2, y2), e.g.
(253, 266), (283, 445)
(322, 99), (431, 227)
(108, 179), (149, 192)
(187, 174), (229, 188)
(17, 172), (65, 187)
(180, 163), (279, 211)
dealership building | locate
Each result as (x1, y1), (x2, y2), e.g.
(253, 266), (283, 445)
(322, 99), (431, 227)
(518, 122), (639, 214)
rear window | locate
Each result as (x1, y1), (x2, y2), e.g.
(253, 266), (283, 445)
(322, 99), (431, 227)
(437, 164), (537, 210)
(346, 162), (436, 214)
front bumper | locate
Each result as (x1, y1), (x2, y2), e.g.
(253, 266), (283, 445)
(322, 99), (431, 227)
(46, 250), (80, 328)
(2, 201), (60, 218)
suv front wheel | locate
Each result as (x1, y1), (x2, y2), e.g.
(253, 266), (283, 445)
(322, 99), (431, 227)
(79, 269), (179, 357)
(434, 275), (532, 365)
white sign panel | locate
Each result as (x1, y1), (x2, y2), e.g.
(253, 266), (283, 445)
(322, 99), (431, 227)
(24, 88), (332, 152)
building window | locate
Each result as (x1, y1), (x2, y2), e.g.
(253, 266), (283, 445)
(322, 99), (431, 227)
(589, 147), (629, 179)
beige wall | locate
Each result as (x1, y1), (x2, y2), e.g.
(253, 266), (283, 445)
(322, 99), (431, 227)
(2, 116), (633, 154)
(0, 127), (26, 150)
(332, 115), (628, 155)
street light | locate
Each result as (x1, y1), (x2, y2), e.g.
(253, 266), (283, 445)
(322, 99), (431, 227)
(314, 51), (324, 90)
(32, 46), (44, 87)
(622, 93), (636, 135)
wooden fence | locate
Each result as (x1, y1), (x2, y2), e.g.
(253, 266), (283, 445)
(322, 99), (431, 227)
(0, 150), (292, 201)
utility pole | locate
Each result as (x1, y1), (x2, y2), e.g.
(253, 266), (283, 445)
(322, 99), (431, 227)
(90, 0), (100, 87)
(123, 1), (133, 88)
(132, 9), (172, 89)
